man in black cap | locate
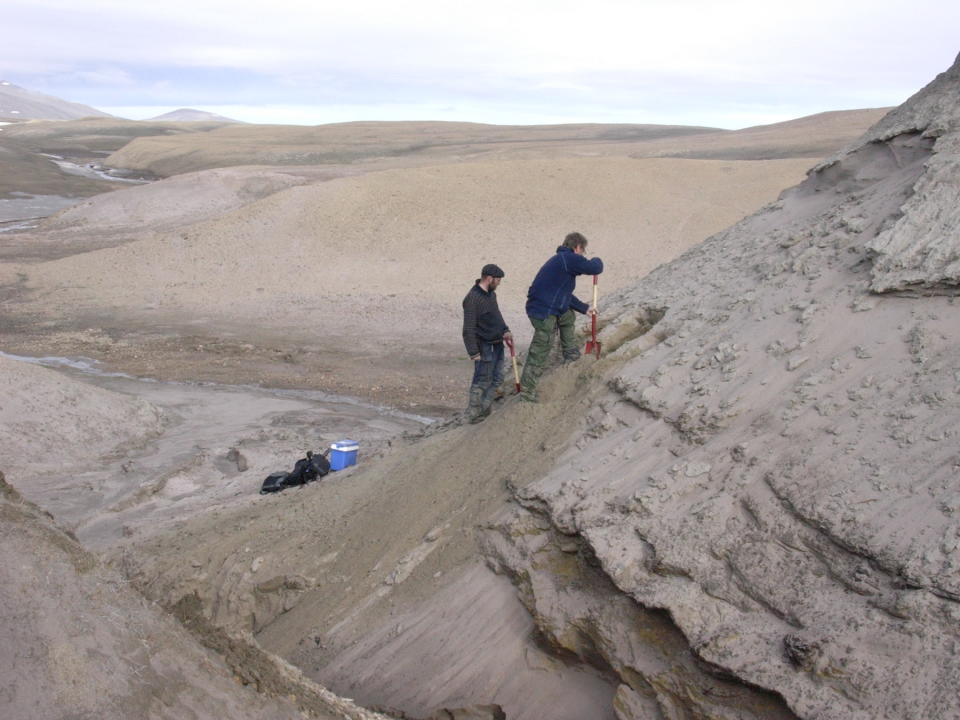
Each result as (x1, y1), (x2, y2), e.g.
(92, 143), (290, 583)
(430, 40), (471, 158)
(462, 263), (512, 423)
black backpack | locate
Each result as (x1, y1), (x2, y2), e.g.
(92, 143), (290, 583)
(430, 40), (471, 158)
(259, 450), (330, 494)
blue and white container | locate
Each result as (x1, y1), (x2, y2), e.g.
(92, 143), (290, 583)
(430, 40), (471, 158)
(329, 440), (359, 471)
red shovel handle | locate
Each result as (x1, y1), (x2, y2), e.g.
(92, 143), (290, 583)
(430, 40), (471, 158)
(584, 275), (601, 358)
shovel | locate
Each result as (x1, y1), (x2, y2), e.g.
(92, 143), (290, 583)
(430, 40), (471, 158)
(505, 336), (521, 393)
(584, 275), (601, 358)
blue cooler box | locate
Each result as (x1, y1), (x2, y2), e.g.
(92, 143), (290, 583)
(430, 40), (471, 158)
(329, 440), (359, 470)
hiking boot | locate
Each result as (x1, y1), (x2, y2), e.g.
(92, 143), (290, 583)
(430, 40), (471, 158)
(466, 386), (486, 422)
(469, 400), (494, 423)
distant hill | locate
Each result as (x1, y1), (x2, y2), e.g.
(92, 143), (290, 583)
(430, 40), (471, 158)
(147, 108), (244, 123)
(0, 80), (112, 121)
(104, 111), (885, 178)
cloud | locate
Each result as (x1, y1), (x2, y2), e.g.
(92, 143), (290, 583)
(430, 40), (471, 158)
(74, 67), (136, 86)
(4, 0), (960, 127)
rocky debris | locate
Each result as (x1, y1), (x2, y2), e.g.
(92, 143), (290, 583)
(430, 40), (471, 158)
(866, 130), (960, 293)
(385, 705), (506, 720)
(481, 54), (960, 719)
(820, 51), (960, 295)
(228, 446), (250, 471)
(782, 635), (820, 672)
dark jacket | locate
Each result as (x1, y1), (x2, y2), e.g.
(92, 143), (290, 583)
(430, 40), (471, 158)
(525, 246), (603, 320)
(462, 282), (509, 357)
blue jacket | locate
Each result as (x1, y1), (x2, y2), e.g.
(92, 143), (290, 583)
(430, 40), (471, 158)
(525, 246), (603, 320)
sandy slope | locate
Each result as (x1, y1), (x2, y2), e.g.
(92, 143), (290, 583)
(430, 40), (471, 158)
(3, 155), (813, 411)
(0, 165), (333, 260)
(623, 108), (891, 159)
(0, 360), (406, 720)
(0, 355), (163, 483)
(14, 155), (812, 319)
(109, 367), (628, 719)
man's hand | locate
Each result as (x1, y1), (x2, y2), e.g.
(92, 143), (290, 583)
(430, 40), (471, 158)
(588, 308), (597, 317)
(503, 331), (513, 342)
(471, 353), (481, 362)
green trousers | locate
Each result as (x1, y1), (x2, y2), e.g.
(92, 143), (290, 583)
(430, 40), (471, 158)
(519, 310), (580, 401)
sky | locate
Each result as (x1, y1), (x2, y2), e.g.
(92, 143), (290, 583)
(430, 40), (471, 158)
(2, 0), (958, 129)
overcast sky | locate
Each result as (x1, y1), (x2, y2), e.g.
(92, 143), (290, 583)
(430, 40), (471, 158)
(3, 0), (958, 128)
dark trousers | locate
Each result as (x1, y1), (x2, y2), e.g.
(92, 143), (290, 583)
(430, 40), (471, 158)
(467, 340), (505, 419)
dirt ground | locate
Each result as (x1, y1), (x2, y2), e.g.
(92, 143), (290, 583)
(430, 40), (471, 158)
(0, 317), (463, 415)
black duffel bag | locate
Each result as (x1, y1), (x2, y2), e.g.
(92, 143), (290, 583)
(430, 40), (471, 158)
(260, 450), (330, 494)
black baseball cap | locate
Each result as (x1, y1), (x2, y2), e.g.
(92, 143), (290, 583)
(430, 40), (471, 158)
(481, 263), (504, 278)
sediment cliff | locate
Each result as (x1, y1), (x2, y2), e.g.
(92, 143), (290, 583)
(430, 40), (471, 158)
(481, 53), (960, 719)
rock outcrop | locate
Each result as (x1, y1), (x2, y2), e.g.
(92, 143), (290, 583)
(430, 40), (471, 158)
(856, 54), (960, 293)
(481, 53), (960, 719)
